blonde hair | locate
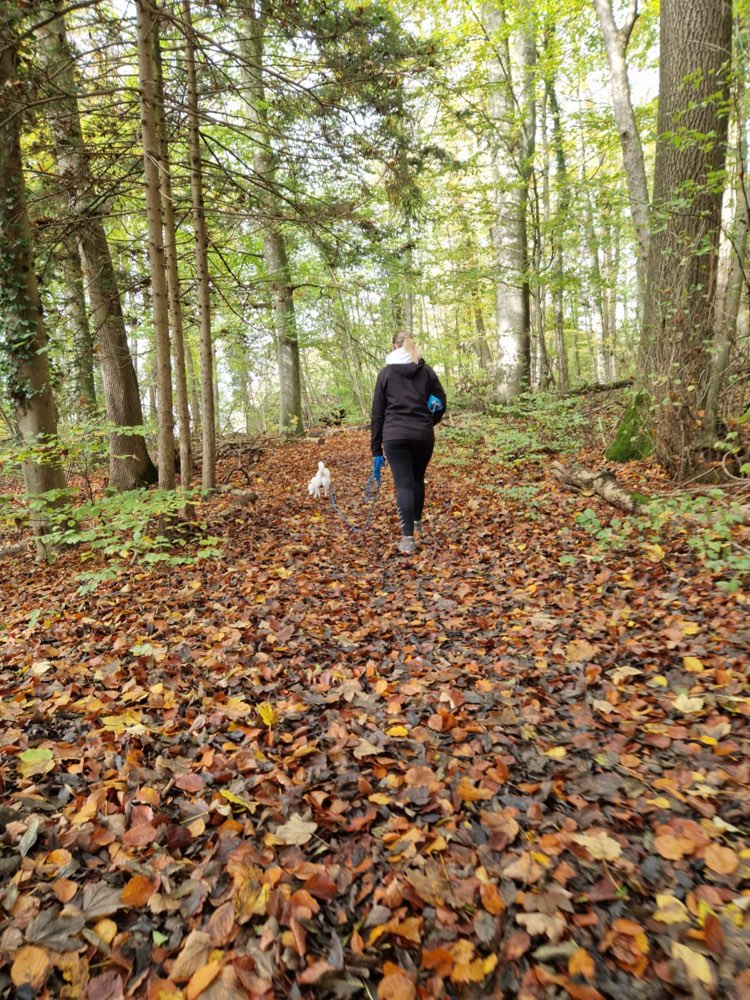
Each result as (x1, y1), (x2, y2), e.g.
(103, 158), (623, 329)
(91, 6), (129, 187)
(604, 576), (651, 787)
(392, 330), (419, 364)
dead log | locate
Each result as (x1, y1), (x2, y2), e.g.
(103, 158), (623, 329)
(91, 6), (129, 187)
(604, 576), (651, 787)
(568, 378), (634, 396)
(550, 461), (644, 513)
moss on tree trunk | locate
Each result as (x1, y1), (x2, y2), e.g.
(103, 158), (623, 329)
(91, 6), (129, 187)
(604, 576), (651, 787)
(605, 392), (653, 462)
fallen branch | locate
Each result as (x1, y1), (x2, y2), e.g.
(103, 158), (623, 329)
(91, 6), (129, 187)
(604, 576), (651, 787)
(568, 379), (634, 396)
(550, 461), (644, 513)
(551, 461), (750, 525)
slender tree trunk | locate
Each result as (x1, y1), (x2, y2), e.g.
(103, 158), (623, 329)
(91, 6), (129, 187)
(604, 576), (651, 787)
(238, 1), (303, 433)
(0, 19), (67, 556)
(705, 114), (749, 440)
(35, 0), (156, 490)
(62, 235), (97, 414)
(136, 0), (175, 489)
(152, 14), (192, 486)
(547, 71), (570, 391)
(183, 0), (216, 491)
(593, 0), (650, 308)
(185, 334), (202, 437)
(471, 291), (494, 372)
(643, 0), (732, 477)
(484, 0), (534, 403)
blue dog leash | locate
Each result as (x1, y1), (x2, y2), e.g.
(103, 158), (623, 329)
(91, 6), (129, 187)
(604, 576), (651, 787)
(329, 472), (381, 533)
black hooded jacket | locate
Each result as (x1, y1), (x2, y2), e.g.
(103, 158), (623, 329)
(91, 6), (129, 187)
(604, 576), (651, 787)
(370, 357), (447, 456)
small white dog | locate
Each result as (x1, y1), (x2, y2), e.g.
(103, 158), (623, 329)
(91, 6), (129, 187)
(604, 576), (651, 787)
(307, 460), (331, 498)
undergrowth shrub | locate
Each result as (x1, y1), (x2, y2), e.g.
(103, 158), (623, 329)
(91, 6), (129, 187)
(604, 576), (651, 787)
(0, 423), (222, 592)
(576, 492), (750, 591)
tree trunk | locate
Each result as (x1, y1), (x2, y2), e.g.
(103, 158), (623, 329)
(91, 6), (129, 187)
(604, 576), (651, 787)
(484, 0), (534, 403)
(643, 0), (732, 478)
(183, 0), (216, 491)
(0, 18), (67, 556)
(62, 235), (97, 414)
(152, 13), (192, 486)
(185, 334), (202, 437)
(136, 0), (175, 490)
(544, 74), (570, 391)
(471, 291), (494, 373)
(592, 0), (650, 307)
(238, 1), (303, 433)
(705, 76), (749, 441)
(35, 0), (156, 490)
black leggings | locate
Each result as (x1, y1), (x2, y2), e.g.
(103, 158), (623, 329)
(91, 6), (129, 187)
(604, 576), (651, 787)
(383, 438), (434, 536)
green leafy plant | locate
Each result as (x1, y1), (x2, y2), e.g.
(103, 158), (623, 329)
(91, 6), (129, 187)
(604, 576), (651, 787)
(576, 493), (750, 590)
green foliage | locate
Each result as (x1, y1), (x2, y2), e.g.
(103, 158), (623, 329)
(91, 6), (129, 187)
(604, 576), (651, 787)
(576, 493), (750, 590)
(1, 422), (221, 587)
(488, 392), (586, 462)
(35, 486), (221, 593)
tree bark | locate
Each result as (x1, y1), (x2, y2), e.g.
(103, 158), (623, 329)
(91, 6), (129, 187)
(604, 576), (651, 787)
(152, 13), (192, 486)
(62, 235), (97, 414)
(183, 0), (216, 491)
(705, 85), (749, 441)
(546, 71), (570, 392)
(35, 0), (156, 490)
(136, 0), (175, 490)
(550, 461), (642, 513)
(642, 0), (732, 477)
(0, 17), (67, 556)
(592, 0), (650, 307)
(238, 1), (303, 433)
(484, 0), (534, 403)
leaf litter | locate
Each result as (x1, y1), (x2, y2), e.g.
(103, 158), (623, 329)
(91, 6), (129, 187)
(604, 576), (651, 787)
(0, 429), (748, 998)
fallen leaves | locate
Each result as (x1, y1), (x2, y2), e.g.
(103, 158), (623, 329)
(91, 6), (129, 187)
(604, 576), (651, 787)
(703, 842), (739, 875)
(11, 946), (51, 990)
(269, 813), (318, 846)
(0, 429), (748, 999)
(571, 830), (623, 862)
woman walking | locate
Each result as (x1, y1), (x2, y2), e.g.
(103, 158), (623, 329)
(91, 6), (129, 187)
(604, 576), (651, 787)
(370, 331), (447, 555)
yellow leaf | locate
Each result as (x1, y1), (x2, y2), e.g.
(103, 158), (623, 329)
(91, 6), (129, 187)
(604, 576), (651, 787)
(646, 797), (671, 809)
(568, 947), (595, 980)
(257, 702), (278, 728)
(651, 675), (669, 687)
(544, 746), (567, 759)
(653, 894), (690, 925)
(683, 656), (704, 673)
(644, 543), (665, 562)
(457, 777), (492, 802)
(425, 835), (447, 853)
(369, 793), (392, 805)
(674, 692), (705, 714)
(11, 946), (50, 989)
(234, 881), (270, 921)
(185, 960), (222, 1000)
(572, 831), (622, 861)
(219, 790), (257, 813)
(680, 621), (700, 636)
(671, 942), (713, 987)
(386, 725), (409, 737)
(93, 918), (118, 944)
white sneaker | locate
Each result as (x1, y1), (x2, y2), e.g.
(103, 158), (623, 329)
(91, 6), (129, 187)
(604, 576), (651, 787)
(398, 536), (416, 555)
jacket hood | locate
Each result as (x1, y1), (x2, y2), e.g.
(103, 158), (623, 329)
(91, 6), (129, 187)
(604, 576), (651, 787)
(386, 347), (424, 378)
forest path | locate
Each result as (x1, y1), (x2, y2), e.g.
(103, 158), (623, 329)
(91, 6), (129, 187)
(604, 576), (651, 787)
(0, 429), (749, 998)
